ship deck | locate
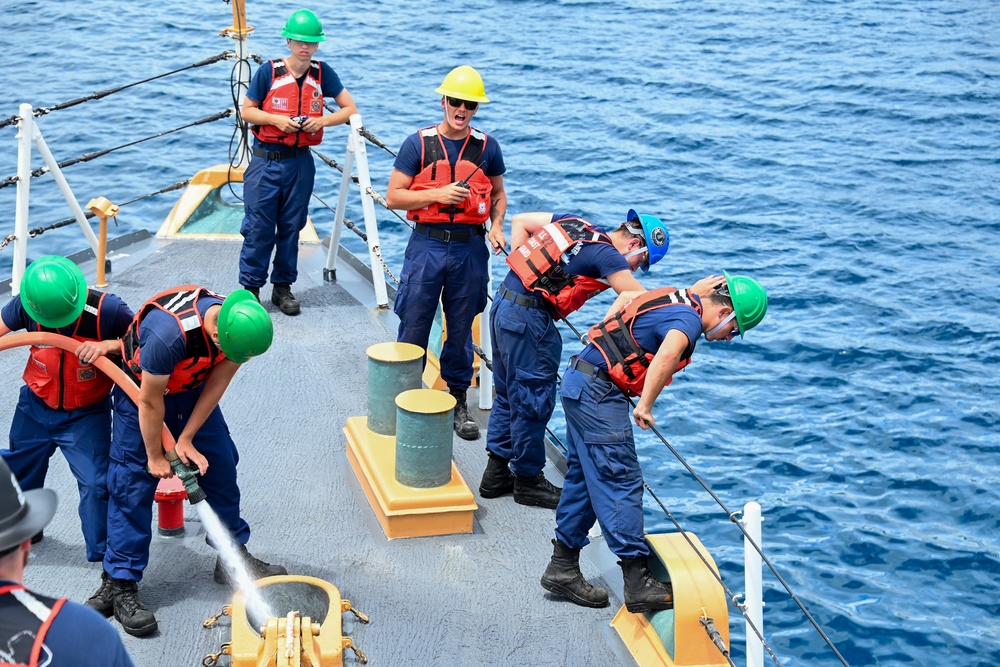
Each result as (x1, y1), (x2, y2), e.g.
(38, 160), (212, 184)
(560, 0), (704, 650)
(4, 234), (637, 666)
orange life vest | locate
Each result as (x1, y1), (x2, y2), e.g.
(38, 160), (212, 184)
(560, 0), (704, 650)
(0, 585), (67, 667)
(507, 218), (615, 319)
(588, 287), (702, 397)
(22, 290), (114, 410)
(406, 126), (492, 225)
(121, 286), (225, 395)
(251, 59), (325, 147)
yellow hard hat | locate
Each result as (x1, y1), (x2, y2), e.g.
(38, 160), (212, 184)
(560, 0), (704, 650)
(435, 66), (490, 103)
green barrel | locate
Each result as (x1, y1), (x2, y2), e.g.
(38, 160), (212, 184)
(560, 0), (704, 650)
(394, 389), (456, 488)
(366, 342), (424, 436)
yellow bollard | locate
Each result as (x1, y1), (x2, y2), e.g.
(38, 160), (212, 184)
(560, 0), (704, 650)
(86, 196), (119, 288)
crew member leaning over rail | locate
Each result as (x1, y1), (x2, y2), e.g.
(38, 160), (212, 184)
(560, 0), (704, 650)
(386, 65), (507, 441)
(0, 256), (133, 566)
(238, 8), (358, 316)
(480, 209), (724, 510)
(540, 273), (767, 612)
(86, 286), (283, 637)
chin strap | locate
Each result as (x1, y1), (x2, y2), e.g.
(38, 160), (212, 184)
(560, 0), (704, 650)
(705, 311), (736, 338)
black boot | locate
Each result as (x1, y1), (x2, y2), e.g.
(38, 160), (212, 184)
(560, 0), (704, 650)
(85, 570), (114, 617)
(214, 543), (288, 586)
(111, 579), (158, 636)
(514, 472), (561, 509)
(242, 286), (260, 302)
(619, 556), (673, 613)
(271, 284), (300, 315)
(449, 389), (480, 441)
(540, 539), (609, 608)
(479, 453), (515, 498)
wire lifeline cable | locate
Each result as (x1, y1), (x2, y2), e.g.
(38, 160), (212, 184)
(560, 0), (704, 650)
(0, 179), (191, 251)
(0, 110), (233, 190)
(627, 393), (852, 667)
(0, 52), (232, 130)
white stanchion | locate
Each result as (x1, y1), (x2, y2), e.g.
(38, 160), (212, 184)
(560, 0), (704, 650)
(13, 104), (32, 295)
(744, 501), (764, 667)
(479, 251), (494, 410)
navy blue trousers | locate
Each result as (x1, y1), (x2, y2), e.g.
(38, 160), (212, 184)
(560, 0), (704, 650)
(239, 151), (315, 288)
(554, 366), (648, 559)
(2, 386), (110, 562)
(394, 231), (489, 391)
(103, 385), (250, 581)
(485, 295), (561, 476)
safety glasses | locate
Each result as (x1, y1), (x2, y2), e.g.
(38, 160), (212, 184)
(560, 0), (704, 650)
(446, 97), (479, 111)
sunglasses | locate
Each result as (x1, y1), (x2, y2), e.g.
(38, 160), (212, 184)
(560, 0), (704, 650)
(446, 97), (479, 111)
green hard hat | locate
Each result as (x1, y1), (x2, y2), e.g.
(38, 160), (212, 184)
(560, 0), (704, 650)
(281, 9), (325, 42)
(723, 270), (767, 338)
(217, 290), (273, 363)
(20, 255), (88, 329)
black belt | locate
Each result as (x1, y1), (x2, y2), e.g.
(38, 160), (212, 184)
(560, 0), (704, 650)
(497, 285), (547, 310)
(568, 356), (613, 383)
(251, 146), (311, 161)
(413, 223), (486, 243)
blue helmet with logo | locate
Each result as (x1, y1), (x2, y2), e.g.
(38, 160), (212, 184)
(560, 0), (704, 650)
(625, 209), (669, 272)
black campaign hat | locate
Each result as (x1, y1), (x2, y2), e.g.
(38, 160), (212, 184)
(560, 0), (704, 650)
(0, 458), (56, 552)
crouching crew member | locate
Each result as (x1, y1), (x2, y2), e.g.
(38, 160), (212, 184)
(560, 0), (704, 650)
(540, 273), (767, 612)
(386, 65), (507, 441)
(0, 256), (133, 564)
(0, 458), (136, 667)
(87, 287), (285, 637)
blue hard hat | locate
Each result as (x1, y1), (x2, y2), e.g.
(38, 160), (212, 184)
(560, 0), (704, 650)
(626, 209), (669, 272)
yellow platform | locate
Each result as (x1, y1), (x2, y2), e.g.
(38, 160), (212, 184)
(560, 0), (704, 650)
(611, 532), (730, 667)
(156, 164), (319, 241)
(344, 416), (477, 539)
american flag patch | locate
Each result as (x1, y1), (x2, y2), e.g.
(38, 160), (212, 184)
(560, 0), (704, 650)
(272, 98), (288, 111)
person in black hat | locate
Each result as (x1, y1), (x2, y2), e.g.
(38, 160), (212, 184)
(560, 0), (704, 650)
(0, 459), (135, 666)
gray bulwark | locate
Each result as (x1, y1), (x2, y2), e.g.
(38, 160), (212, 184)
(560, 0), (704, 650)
(3, 237), (632, 666)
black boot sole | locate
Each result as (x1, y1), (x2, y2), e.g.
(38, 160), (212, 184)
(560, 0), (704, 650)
(624, 600), (674, 613)
(86, 600), (114, 617)
(478, 481), (515, 498)
(454, 426), (480, 441)
(514, 493), (560, 509)
(541, 579), (610, 608)
(118, 617), (158, 637)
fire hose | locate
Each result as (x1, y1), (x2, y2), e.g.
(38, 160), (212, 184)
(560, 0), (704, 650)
(0, 332), (206, 502)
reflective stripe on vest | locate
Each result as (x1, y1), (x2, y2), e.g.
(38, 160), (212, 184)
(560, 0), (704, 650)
(22, 290), (114, 410)
(588, 287), (702, 397)
(506, 218), (614, 319)
(252, 59), (324, 147)
(406, 126), (492, 225)
(0, 585), (67, 667)
(121, 285), (224, 394)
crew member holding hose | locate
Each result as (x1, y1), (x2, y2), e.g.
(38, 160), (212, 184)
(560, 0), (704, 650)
(86, 285), (283, 637)
(0, 255), (133, 567)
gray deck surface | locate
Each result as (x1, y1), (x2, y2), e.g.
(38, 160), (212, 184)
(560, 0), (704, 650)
(3, 236), (637, 666)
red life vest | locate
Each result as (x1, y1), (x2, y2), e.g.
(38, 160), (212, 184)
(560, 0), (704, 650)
(22, 290), (114, 410)
(588, 287), (702, 397)
(121, 286), (225, 395)
(406, 126), (493, 225)
(507, 218), (616, 319)
(0, 584), (67, 667)
(251, 59), (325, 147)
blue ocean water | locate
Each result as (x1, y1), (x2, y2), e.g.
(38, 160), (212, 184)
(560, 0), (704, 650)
(2, 0), (999, 665)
